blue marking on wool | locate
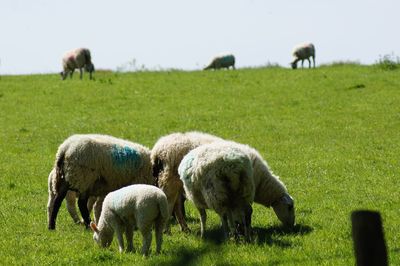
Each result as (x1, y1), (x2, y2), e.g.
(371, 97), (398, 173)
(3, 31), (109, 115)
(111, 145), (141, 168)
(179, 153), (196, 181)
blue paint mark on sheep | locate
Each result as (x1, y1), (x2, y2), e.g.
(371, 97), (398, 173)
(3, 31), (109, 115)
(179, 153), (196, 181)
(111, 145), (141, 168)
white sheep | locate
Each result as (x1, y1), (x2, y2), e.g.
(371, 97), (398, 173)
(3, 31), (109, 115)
(151, 131), (223, 232)
(153, 131), (295, 228)
(204, 54), (236, 70)
(90, 184), (168, 256)
(47, 134), (153, 230)
(214, 140), (295, 227)
(60, 48), (95, 80)
(291, 43), (315, 69)
(178, 143), (254, 240)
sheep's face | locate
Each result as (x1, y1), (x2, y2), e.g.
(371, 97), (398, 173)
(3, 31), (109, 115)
(91, 222), (112, 248)
(272, 194), (295, 227)
(85, 63), (95, 73)
(291, 62), (298, 69)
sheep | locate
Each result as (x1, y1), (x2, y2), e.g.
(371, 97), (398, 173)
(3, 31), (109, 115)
(291, 43), (315, 69)
(178, 143), (254, 240)
(213, 140), (295, 227)
(47, 134), (154, 230)
(204, 54), (236, 70)
(90, 184), (168, 256)
(60, 48), (95, 80)
(153, 131), (295, 229)
(150, 131), (223, 232)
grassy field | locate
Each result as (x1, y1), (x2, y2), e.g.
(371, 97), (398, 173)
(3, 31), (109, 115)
(0, 65), (399, 265)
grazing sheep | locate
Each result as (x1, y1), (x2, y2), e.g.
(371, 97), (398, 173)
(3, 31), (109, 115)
(178, 143), (254, 240)
(151, 132), (223, 232)
(90, 184), (168, 256)
(204, 54), (236, 70)
(291, 43), (315, 69)
(47, 134), (153, 230)
(60, 48), (95, 80)
(215, 140), (295, 227)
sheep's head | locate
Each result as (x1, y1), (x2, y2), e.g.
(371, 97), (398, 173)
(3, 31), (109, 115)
(291, 61), (298, 69)
(60, 71), (67, 80)
(90, 222), (112, 248)
(272, 193), (295, 227)
(85, 63), (95, 73)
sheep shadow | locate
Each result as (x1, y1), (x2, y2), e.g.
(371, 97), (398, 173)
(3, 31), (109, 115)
(202, 223), (313, 247)
(252, 223), (313, 247)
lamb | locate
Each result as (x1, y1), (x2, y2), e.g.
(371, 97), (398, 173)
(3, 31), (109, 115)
(213, 140), (295, 227)
(47, 134), (154, 230)
(291, 43), (315, 69)
(60, 48), (95, 80)
(151, 131), (223, 232)
(204, 54), (236, 70)
(178, 143), (254, 240)
(90, 184), (168, 256)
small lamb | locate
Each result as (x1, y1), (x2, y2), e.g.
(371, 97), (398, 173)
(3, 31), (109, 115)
(60, 48), (95, 80)
(291, 43), (315, 69)
(90, 184), (168, 256)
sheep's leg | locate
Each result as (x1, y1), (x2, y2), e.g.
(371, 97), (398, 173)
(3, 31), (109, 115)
(65, 191), (82, 224)
(125, 225), (134, 252)
(47, 190), (56, 227)
(155, 215), (165, 254)
(115, 227), (125, 253)
(93, 197), (104, 224)
(79, 68), (83, 79)
(48, 179), (69, 230)
(78, 195), (91, 227)
(198, 208), (207, 238)
(174, 193), (189, 232)
(312, 56), (316, 68)
(221, 214), (230, 240)
(301, 60), (304, 68)
(307, 58), (311, 68)
(141, 227), (152, 257)
(69, 71), (73, 79)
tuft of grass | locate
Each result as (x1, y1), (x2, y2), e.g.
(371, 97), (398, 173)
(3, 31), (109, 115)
(0, 65), (399, 265)
(374, 53), (400, 70)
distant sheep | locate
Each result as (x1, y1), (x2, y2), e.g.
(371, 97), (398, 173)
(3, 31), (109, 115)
(204, 54), (236, 70)
(47, 134), (153, 230)
(90, 184), (168, 256)
(60, 48), (95, 80)
(291, 43), (315, 69)
(216, 140), (295, 227)
(151, 132), (223, 232)
(178, 143), (254, 240)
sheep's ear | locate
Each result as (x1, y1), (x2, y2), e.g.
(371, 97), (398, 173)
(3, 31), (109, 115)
(90, 222), (99, 233)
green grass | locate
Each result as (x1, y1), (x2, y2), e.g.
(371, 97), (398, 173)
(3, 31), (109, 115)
(0, 66), (399, 265)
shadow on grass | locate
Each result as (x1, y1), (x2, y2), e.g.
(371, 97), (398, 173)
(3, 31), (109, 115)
(252, 223), (313, 247)
(158, 223), (313, 265)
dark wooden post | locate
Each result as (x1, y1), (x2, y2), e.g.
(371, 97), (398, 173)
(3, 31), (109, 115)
(351, 210), (388, 266)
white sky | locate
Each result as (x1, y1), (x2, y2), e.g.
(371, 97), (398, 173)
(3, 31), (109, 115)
(1, 0), (399, 74)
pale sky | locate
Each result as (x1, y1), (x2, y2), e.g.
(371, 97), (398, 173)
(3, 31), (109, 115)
(1, 0), (399, 74)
